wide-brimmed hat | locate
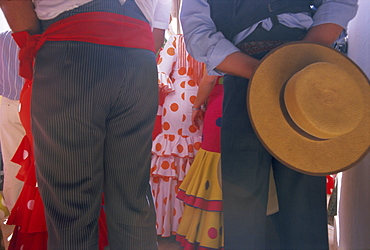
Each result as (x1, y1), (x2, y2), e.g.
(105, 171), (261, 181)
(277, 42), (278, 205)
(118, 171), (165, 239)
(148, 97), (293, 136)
(248, 42), (370, 176)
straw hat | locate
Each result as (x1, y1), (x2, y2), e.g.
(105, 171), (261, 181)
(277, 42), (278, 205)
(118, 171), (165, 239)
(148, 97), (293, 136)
(248, 42), (370, 176)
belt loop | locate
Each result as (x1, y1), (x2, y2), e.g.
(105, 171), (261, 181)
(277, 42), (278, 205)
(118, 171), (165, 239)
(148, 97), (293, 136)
(268, 3), (274, 12)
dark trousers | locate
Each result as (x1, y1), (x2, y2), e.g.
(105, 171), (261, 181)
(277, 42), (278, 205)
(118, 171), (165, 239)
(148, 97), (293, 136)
(221, 23), (329, 249)
(31, 1), (157, 249)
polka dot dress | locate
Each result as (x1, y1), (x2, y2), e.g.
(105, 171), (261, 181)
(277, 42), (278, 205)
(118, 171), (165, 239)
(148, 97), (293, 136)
(151, 34), (204, 237)
(176, 80), (225, 249)
(326, 175), (335, 195)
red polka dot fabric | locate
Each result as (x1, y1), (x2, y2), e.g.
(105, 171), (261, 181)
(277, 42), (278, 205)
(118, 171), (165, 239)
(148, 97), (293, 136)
(326, 175), (335, 195)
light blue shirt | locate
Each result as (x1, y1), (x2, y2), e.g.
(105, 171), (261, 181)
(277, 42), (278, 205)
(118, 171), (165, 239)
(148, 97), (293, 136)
(0, 30), (24, 100)
(181, 0), (358, 76)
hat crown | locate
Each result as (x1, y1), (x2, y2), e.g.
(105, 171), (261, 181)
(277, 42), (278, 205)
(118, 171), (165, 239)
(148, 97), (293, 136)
(284, 62), (364, 139)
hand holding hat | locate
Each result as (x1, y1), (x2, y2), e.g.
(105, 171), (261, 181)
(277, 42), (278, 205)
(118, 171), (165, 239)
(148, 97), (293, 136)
(248, 42), (370, 175)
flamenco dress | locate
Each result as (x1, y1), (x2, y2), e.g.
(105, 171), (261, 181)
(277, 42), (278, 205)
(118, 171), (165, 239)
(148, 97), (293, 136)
(176, 79), (225, 249)
(151, 34), (204, 237)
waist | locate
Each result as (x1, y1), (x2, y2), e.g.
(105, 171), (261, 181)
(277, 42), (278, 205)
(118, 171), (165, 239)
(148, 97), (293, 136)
(236, 23), (306, 58)
(40, 0), (146, 31)
(37, 12), (154, 49)
(12, 11), (155, 80)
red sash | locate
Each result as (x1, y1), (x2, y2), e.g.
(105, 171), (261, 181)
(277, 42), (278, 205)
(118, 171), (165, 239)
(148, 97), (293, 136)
(12, 11), (155, 80)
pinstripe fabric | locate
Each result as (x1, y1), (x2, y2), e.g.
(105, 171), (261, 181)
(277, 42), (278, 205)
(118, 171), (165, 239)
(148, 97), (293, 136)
(31, 1), (158, 249)
(0, 30), (24, 100)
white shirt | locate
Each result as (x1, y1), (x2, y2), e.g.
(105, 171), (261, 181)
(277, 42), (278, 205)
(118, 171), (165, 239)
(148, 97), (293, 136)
(181, 0), (358, 75)
(0, 30), (24, 100)
(33, 0), (170, 29)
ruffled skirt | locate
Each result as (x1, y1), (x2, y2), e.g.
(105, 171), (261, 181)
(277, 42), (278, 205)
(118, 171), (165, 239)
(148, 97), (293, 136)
(151, 133), (201, 237)
(176, 148), (224, 249)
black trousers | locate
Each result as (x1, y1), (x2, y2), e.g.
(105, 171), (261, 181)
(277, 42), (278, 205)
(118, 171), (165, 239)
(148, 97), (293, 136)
(221, 23), (329, 249)
(32, 1), (157, 249)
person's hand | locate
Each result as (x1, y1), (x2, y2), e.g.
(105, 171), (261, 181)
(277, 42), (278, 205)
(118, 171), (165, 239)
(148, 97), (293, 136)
(302, 23), (344, 46)
(192, 109), (205, 130)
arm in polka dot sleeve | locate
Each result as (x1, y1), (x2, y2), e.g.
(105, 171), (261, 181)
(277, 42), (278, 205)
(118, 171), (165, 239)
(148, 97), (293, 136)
(157, 34), (178, 93)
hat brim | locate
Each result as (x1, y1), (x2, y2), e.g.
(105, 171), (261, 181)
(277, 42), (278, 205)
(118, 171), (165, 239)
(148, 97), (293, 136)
(248, 42), (370, 176)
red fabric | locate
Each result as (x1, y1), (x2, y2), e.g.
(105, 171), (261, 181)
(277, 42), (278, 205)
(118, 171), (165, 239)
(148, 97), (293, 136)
(200, 82), (223, 153)
(176, 234), (224, 250)
(176, 189), (223, 212)
(152, 115), (162, 140)
(98, 205), (109, 250)
(8, 229), (47, 250)
(326, 175), (335, 195)
(152, 90), (167, 140)
(12, 11), (155, 80)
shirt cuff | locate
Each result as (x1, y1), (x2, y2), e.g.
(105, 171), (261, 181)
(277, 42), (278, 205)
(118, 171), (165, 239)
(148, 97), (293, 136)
(206, 38), (240, 76)
(312, 1), (358, 29)
(152, 20), (169, 30)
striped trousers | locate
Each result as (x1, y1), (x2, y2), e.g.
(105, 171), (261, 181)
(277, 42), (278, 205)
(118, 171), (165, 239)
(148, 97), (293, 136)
(32, 38), (158, 249)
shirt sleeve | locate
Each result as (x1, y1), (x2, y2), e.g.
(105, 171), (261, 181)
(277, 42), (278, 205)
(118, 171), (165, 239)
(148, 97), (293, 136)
(157, 34), (177, 93)
(181, 0), (358, 76)
(180, 0), (239, 76)
(152, 0), (171, 30)
(312, 0), (358, 29)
